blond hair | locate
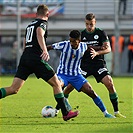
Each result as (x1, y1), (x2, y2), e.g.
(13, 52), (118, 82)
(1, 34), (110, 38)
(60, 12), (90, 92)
(37, 4), (49, 16)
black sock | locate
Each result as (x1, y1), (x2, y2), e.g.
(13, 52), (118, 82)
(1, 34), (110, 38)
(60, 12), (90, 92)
(55, 94), (69, 110)
(54, 93), (68, 116)
(55, 103), (60, 110)
(110, 98), (118, 112)
(110, 93), (118, 112)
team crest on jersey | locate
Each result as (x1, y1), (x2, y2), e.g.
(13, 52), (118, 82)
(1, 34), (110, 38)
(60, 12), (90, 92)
(40, 23), (46, 30)
(94, 35), (99, 39)
(72, 54), (76, 58)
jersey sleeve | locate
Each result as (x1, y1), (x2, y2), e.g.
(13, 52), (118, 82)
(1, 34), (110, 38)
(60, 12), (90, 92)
(39, 22), (47, 31)
(101, 30), (109, 43)
(52, 41), (66, 50)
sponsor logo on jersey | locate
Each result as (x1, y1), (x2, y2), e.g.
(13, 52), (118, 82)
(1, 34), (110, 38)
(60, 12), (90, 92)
(87, 41), (99, 46)
(26, 45), (33, 48)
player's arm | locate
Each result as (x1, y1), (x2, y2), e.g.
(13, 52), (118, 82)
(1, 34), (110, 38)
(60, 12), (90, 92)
(87, 45), (102, 51)
(87, 43), (109, 51)
(99, 41), (111, 53)
(37, 27), (50, 61)
(47, 42), (64, 51)
(23, 38), (26, 50)
(90, 41), (111, 59)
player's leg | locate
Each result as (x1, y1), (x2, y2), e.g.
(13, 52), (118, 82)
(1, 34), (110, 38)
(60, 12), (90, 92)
(55, 83), (74, 112)
(38, 61), (79, 121)
(69, 74), (115, 118)
(64, 84), (75, 94)
(93, 63), (126, 118)
(0, 77), (25, 99)
(63, 84), (74, 111)
(0, 57), (31, 99)
(47, 74), (79, 121)
(54, 75), (73, 115)
(81, 82), (115, 118)
(36, 62), (79, 120)
(101, 75), (126, 118)
(123, 0), (127, 15)
(118, 0), (122, 14)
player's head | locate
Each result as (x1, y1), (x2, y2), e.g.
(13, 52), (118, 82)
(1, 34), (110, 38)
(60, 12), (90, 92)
(69, 30), (81, 49)
(85, 13), (96, 32)
(36, 4), (49, 18)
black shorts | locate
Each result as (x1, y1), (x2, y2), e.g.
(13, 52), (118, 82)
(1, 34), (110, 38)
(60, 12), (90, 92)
(15, 58), (55, 81)
(81, 61), (110, 83)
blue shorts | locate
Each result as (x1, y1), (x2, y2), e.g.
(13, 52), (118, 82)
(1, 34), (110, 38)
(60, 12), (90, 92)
(57, 73), (88, 92)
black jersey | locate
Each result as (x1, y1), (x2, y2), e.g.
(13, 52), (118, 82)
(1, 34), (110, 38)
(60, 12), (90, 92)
(81, 28), (109, 64)
(15, 19), (55, 81)
(23, 19), (48, 60)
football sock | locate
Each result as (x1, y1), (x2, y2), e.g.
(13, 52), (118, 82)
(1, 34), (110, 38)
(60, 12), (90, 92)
(93, 96), (106, 112)
(103, 110), (109, 116)
(109, 92), (118, 112)
(54, 93), (68, 116)
(55, 103), (60, 110)
(0, 88), (6, 99)
(64, 94), (69, 98)
(55, 94), (69, 110)
(114, 111), (119, 114)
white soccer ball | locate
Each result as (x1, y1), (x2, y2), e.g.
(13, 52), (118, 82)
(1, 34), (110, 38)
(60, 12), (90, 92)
(41, 105), (56, 118)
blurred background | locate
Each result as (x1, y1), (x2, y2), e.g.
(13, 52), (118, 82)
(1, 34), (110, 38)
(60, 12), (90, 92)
(0, 0), (133, 76)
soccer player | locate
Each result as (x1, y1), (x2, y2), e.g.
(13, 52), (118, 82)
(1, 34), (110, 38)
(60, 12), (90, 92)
(0, 4), (79, 121)
(64, 13), (126, 118)
(47, 30), (115, 118)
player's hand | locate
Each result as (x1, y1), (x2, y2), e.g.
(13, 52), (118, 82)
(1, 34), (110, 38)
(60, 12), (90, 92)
(90, 48), (98, 59)
(40, 51), (50, 61)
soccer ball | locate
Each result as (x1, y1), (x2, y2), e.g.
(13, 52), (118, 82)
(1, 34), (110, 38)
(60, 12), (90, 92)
(41, 105), (56, 118)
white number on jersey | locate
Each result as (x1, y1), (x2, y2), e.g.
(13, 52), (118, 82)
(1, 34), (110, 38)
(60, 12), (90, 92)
(26, 26), (34, 43)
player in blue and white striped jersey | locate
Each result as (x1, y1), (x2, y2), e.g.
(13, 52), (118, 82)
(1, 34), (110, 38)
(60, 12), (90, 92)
(52, 40), (87, 76)
(47, 30), (115, 118)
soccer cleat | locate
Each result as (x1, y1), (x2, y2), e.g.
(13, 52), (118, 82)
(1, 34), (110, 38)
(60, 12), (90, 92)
(105, 113), (116, 118)
(55, 109), (59, 117)
(115, 112), (126, 118)
(63, 110), (79, 121)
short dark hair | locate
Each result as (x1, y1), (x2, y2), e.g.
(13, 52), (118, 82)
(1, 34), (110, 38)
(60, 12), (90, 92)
(69, 30), (81, 39)
(85, 13), (95, 20)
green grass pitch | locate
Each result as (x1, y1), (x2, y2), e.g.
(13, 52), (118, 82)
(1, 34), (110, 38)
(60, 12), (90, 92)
(0, 75), (132, 133)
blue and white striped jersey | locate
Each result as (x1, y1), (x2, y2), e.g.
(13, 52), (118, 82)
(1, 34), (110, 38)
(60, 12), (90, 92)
(52, 40), (88, 76)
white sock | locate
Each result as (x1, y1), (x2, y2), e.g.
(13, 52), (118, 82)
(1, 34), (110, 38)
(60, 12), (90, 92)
(103, 110), (109, 116)
(114, 111), (119, 115)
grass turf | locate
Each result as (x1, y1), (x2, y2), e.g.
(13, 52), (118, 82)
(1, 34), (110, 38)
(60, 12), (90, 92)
(0, 75), (132, 133)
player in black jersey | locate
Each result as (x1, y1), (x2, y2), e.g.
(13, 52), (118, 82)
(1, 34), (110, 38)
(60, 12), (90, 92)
(0, 4), (79, 121)
(63, 13), (126, 118)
